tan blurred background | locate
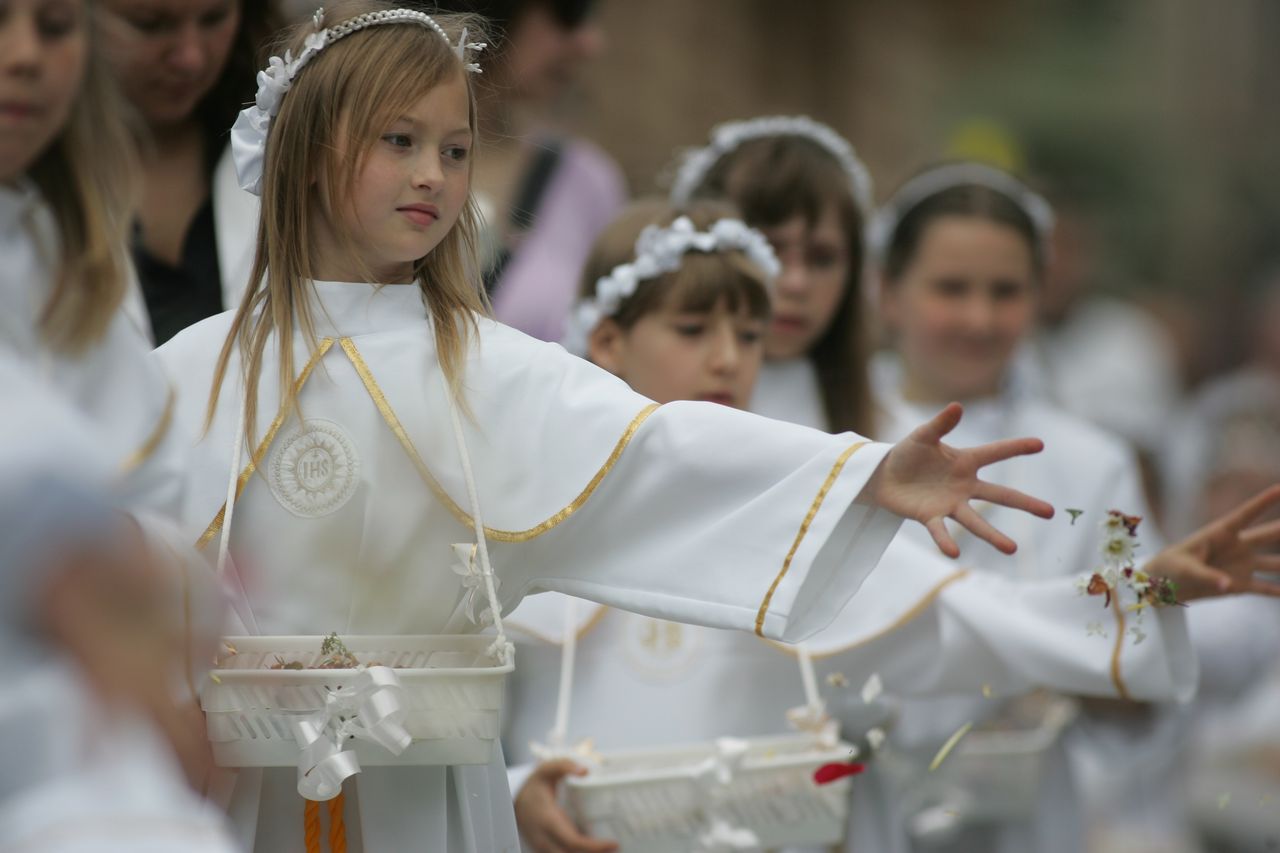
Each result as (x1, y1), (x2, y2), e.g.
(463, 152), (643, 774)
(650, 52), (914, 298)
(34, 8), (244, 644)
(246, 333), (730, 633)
(558, 0), (1280, 387)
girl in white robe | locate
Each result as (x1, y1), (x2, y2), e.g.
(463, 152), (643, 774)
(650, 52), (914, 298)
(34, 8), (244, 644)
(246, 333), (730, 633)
(504, 193), (1280, 851)
(668, 122), (1280, 853)
(0, 4), (237, 849)
(153, 7), (1063, 851)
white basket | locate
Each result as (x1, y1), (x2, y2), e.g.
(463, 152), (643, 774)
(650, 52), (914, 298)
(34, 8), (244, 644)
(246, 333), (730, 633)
(885, 696), (1078, 824)
(564, 733), (856, 852)
(203, 634), (512, 768)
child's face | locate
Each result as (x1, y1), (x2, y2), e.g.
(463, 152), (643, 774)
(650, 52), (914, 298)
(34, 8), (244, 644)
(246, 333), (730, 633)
(313, 72), (473, 283)
(0, 0), (87, 183)
(757, 203), (849, 360)
(100, 0), (239, 131)
(881, 216), (1036, 400)
(590, 296), (765, 410)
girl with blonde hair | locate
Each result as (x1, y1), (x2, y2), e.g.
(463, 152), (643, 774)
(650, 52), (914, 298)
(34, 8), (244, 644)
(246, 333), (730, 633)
(157, 3), (1063, 849)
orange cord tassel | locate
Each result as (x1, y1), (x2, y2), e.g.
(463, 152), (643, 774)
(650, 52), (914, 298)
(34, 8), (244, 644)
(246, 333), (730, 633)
(304, 799), (323, 853)
(328, 792), (348, 853)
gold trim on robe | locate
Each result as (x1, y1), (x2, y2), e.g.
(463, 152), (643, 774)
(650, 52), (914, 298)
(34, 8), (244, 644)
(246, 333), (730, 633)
(339, 337), (659, 543)
(755, 441), (870, 637)
(1108, 597), (1132, 700)
(195, 338), (336, 549)
(118, 386), (176, 476)
(505, 603), (613, 645)
(763, 568), (972, 658)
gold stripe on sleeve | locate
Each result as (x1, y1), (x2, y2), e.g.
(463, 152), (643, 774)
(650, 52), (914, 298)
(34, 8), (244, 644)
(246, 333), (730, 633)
(194, 338), (335, 549)
(755, 441), (870, 637)
(764, 569), (972, 658)
(338, 337), (658, 543)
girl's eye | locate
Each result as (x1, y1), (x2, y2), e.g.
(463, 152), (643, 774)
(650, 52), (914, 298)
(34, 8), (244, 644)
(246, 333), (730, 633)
(444, 146), (470, 162)
(200, 4), (232, 28)
(38, 8), (79, 37)
(673, 323), (706, 338)
(808, 249), (840, 270)
(738, 329), (763, 345)
(125, 12), (168, 34)
(991, 280), (1027, 301)
(382, 134), (413, 148)
(932, 277), (968, 298)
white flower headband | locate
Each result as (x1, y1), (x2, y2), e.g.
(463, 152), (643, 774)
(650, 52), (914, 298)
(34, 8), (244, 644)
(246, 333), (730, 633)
(866, 162), (1055, 264)
(561, 216), (781, 356)
(668, 116), (875, 219)
(230, 7), (486, 195)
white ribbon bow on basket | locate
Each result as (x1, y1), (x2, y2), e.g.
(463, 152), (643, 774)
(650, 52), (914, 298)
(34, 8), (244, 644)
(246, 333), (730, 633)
(291, 666), (411, 800)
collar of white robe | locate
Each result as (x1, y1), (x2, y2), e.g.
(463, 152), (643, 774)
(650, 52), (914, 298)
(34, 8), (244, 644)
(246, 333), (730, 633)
(230, 6), (485, 195)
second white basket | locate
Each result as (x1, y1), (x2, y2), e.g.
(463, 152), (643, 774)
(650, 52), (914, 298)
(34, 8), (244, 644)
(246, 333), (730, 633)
(564, 733), (857, 852)
(203, 634), (512, 768)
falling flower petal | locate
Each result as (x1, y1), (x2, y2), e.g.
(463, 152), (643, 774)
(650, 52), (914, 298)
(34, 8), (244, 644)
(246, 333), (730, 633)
(861, 673), (883, 704)
(813, 762), (866, 785)
(826, 672), (849, 688)
(929, 721), (974, 772)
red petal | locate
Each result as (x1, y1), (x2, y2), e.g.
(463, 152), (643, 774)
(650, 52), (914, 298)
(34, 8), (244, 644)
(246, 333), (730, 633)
(813, 762), (866, 785)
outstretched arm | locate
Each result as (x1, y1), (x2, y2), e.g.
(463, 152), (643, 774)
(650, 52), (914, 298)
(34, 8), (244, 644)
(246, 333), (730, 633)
(861, 403), (1055, 558)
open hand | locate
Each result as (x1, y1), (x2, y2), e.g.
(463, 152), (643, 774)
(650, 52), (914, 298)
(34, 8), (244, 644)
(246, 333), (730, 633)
(1145, 484), (1280, 601)
(866, 403), (1054, 557)
(514, 759), (618, 853)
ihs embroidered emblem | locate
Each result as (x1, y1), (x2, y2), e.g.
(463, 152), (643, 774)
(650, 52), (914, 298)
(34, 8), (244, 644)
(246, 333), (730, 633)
(269, 418), (361, 518)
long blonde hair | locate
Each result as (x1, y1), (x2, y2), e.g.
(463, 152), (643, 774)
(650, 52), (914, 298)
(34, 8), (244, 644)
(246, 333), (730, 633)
(30, 5), (140, 353)
(207, 0), (489, 440)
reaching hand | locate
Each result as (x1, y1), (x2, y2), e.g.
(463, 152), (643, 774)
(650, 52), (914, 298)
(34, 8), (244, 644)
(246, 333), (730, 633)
(866, 403), (1054, 558)
(1145, 484), (1280, 602)
(514, 759), (618, 853)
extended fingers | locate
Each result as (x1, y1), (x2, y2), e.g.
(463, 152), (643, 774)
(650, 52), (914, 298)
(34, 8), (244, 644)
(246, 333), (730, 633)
(972, 481), (1055, 520)
(968, 437), (1045, 468)
(1220, 483), (1280, 532)
(1241, 517), (1280, 548)
(909, 403), (964, 445)
(926, 517), (960, 559)
(954, 504), (1017, 555)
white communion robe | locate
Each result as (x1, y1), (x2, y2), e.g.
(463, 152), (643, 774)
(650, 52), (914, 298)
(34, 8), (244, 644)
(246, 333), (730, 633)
(0, 181), (238, 851)
(153, 280), (907, 852)
(871, 353), (1166, 853)
(497, 357), (1192, 853)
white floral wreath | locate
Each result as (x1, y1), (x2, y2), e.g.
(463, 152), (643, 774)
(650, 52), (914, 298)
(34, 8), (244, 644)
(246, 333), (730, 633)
(230, 7), (485, 195)
(668, 116), (875, 219)
(866, 162), (1055, 263)
(561, 216), (781, 356)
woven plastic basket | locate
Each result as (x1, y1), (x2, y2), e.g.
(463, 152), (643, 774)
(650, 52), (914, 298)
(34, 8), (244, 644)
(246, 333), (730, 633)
(203, 634), (512, 768)
(564, 733), (856, 852)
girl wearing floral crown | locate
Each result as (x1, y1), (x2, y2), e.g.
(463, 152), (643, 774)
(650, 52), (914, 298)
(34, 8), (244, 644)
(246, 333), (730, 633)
(673, 125), (1280, 853)
(0, 1), (236, 848)
(154, 2), (1067, 848)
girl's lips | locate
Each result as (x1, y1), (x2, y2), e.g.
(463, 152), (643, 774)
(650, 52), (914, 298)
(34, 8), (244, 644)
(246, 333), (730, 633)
(0, 102), (41, 122)
(398, 207), (438, 227)
(771, 315), (807, 333)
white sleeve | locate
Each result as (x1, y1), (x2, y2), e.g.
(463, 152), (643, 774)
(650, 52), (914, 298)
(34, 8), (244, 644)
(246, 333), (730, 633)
(498, 400), (903, 644)
(805, 537), (1196, 703)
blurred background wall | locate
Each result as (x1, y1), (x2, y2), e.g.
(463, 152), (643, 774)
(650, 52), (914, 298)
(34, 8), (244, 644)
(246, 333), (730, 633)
(559, 0), (1280, 387)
